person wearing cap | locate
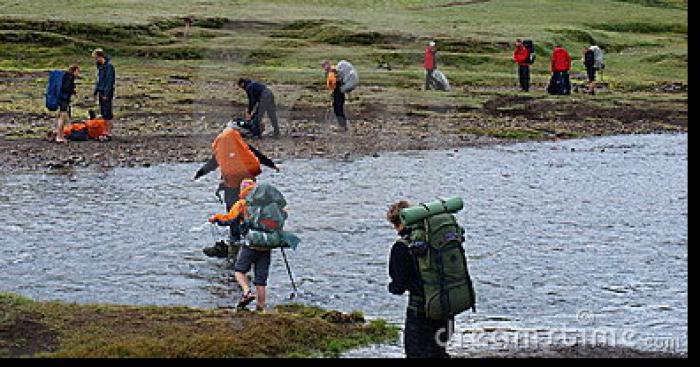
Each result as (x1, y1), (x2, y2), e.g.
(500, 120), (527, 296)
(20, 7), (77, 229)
(424, 41), (438, 90)
(91, 48), (116, 139)
(193, 121), (279, 258)
(237, 78), (280, 138)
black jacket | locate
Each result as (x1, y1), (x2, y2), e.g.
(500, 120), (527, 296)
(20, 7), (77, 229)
(388, 228), (421, 296)
(59, 73), (76, 103)
(242, 79), (267, 114)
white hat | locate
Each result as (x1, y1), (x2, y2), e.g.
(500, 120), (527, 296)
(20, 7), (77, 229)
(429, 41), (436, 47)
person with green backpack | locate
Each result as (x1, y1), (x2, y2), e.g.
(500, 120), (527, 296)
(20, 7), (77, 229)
(208, 179), (300, 311)
(386, 197), (476, 358)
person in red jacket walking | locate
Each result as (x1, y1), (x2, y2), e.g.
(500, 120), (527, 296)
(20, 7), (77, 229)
(548, 44), (572, 95)
(424, 41), (438, 90)
(513, 39), (530, 92)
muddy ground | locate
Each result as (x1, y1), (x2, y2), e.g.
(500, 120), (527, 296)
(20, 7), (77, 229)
(0, 88), (688, 174)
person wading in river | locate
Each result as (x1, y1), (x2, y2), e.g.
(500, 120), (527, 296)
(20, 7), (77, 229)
(386, 200), (451, 358)
(193, 121), (279, 258)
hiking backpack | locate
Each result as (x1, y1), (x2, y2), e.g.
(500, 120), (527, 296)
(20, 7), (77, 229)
(45, 70), (65, 111)
(336, 60), (359, 93)
(243, 183), (300, 249)
(433, 69), (451, 91)
(590, 45), (605, 70)
(400, 197), (476, 320)
(523, 39), (536, 64)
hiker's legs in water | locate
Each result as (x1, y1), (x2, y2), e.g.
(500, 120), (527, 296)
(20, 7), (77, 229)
(223, 186), (241, 241)
(260, 89), (280, 137)
(332, 88), (347, 129)
(518, 65), (530, 92)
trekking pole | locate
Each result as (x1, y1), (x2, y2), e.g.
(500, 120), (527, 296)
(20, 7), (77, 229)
(280, 247), (298, 298)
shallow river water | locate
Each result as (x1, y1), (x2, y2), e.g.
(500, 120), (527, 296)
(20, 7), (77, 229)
(0, 133), (687, 356)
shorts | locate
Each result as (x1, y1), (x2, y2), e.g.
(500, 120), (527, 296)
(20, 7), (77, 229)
(586, 67), (596, 82)
(99, 96), (114, 120)
(234, 245), (271, 286)
(58, 100), (71, 113)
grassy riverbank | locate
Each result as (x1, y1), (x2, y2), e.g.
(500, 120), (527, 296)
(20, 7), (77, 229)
(0, 293), (398, 358)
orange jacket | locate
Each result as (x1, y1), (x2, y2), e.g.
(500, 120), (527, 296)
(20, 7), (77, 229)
(209, 183), (257, 224)
(63, 122), (87, 137)
(85, 118), (108, 139)
(213, 128), (262, 189)
(326, 68), (337, 91)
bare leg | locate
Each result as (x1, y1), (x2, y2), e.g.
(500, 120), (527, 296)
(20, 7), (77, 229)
(235, 271), (250, 293)
(56, 112), (67, 142)
(255, 285), (266, 310)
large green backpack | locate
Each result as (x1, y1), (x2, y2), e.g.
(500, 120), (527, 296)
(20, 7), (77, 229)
(243, 183), (300, 250)
(400, 197), (476, 320)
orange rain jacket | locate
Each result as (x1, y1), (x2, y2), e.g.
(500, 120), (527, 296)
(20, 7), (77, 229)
(208, 182), (257, 224)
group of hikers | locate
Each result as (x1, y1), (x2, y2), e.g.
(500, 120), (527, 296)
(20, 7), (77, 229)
(42, 39), (606, 359)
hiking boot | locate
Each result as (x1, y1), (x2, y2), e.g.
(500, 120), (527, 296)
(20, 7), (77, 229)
(203, 240), (229, 258)
(236, 290), (256, 309)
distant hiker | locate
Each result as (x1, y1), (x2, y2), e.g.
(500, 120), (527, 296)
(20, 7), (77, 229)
(193, 121), (279, 258)
(386, 198), (476, 358)
(582, 47), (597, 94)
(209, 179), (300, 311)
(54, 65), (81, 143)
(237, 78), (280, 138)
(424, 41), (438, 90)
(322, 60), (359, 131)
(513, 39), (531, 92)
(92, 48), (116, 139)
(547, 44), (572, 95)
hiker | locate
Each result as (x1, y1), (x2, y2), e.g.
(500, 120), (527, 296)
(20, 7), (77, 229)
(237, 78), (280, 138)
(54, 65), (80, 143)
(424, 41), (438, 90)
(583, 46), (597, 95)
(209, 179), (268, 311)
(321, 60), (348, 131)
(513, 39), (530, 92)
(92, 48), (116, 139)
(386, 201), (450, 358)
(193, 120), (279, 258)
(548, 44), (572, 95)
(209, 179), (299, 311)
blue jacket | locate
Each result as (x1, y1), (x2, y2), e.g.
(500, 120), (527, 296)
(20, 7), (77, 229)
(94, 57), (116, 98)
(243, 79), (267, 113)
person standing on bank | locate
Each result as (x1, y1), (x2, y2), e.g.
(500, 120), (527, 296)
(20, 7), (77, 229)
(386, 200), (451, 358)
(237, 78), (281, 138)
(513, 39), (531, 92)
(582, 46), (597, 95)
(424, 41), (438, 90)
(321, 60), (348, 131)
(92, 48), (115, 140)
(54, 65), (81, 143)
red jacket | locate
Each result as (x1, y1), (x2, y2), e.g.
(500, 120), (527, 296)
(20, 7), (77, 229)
(424, 47), (436, 70)
(551, 47), (572, 72)
(513, 45), (530, 65)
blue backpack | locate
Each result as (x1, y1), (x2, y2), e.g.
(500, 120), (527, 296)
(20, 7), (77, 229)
(45, 70), (65, 111)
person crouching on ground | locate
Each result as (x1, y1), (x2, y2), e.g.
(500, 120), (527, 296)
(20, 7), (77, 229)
(386, 200), (450, 358)
(54, 65), (80, 143)
(237, 78), (281, 138)
(321, 60), (347, 131)
(209, 179), (271, 311)
(91, 48), (116, 140)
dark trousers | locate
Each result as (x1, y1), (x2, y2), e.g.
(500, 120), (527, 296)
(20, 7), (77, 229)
(332, 87), (347, 127)
(425, 69), (437, 90)
(404, 309), (451, 358)
(518, 64), (530, 92)
(99, 96), (113, 120)
(548, 71), (571, 95)
(253, 88), (280, 136)
(222, 186), (242, 241)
